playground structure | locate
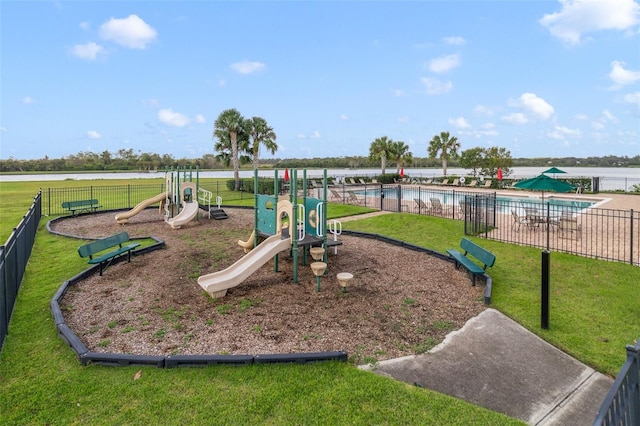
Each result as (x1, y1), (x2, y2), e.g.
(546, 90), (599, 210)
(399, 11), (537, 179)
(115, 166), (221, 227)
(198, 169), (342, 299)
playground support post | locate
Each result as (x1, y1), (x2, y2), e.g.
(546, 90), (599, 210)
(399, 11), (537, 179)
(292, 169), (299, 283)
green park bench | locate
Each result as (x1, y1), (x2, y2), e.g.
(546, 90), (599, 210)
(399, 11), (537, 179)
(61, 199), (102, 215)
(446, 237), (496, 286)
(77, 232), (140, 276)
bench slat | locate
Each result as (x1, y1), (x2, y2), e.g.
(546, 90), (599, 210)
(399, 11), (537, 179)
(78, 232), (139, 275)
(460, 238), (496, 268)
(446, 249), (485, 274)
(87, 244), (141, 264)
(62, 199), (102, 215)
(78, 232), (130, 258)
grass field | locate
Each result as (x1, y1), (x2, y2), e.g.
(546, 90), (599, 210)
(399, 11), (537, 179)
(1, 178), (639, 424)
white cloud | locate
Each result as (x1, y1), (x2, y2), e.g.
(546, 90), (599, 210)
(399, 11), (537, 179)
(427, 54), (460, 73)
(230, 61), (265, 75)
(420, 77), (452, 95)
(297, 130), (321, 139)
(609, 61), (640, 88)
(460, 122), (499, 139)
(397, 116), (410, 123)
(393, 89), (406, 97)
(574, 113), (588, 121)
(473, 105), (496, 116)
(22, 96), (35, 105)
(448, 116), (470, 128)
(87, 130), (101, 139)
(195, 114), (206, 124)
(501, 113), (529, 124)
(442, 36), (466, 46)
(340, 114), (349, 120)
(72, 42), (104, 60)
(158, 108), (190, 127)
(99, 15), (157, 49)
(601, 109), (618, 123)
(80, 21), (90, 31)
(1, 126), (7, 132)
(547, 125), (581, 140)
(509, 93), (554, 120)
(624, 92), (640, 113)
(539, 0), (640, 45)
(591, 109), (620, 128)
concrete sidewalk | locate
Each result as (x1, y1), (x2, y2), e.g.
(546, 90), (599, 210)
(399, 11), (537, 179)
(362, 309), (613, 425)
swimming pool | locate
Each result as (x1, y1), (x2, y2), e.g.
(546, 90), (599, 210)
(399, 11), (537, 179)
(358, 187), (597, 213)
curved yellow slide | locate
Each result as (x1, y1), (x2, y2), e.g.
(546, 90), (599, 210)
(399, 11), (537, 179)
(115, 193), (166, 224)
(198, 234), (291, 299)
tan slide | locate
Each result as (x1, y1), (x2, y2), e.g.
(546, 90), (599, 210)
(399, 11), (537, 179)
(166, 202), (198, 229)
(115, 193), (166, 224)
(198, 234), (291, 298)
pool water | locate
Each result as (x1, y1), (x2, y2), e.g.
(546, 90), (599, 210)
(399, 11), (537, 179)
(358, 187), (596, 213)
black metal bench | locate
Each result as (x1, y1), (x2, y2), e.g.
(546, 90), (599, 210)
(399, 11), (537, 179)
(446, 237), (496, 286)
(62, 199), (102, 215)
(77, 232), (140, 275)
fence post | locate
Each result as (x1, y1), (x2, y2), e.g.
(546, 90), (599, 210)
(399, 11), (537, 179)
(629, 342), (640, 425)
(630, 209), (634, 266)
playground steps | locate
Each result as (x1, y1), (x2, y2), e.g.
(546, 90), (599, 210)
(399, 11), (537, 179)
(209, 207), (228, 220)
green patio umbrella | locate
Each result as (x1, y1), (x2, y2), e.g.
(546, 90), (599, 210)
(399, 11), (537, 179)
(542, 167), (566, 178)
(513, 174), (575, 203)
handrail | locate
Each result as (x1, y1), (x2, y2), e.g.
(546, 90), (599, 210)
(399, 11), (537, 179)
(297, 204), (306, 241)
(316, 202), (325, 237)
(197, 187), (213, 218)
(328, 219), (342, 254)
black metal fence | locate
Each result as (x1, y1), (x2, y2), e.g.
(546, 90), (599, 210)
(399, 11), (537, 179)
(40, 181), (251, 217)
(1, 192), (41, 352)
(338, 183), (639, 266)
(594, 339), (640, 425)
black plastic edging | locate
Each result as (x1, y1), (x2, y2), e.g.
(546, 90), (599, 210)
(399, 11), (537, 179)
(51, 250), (348, 368)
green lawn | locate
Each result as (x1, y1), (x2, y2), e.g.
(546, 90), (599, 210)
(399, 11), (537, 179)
(2, 179), (639, 424)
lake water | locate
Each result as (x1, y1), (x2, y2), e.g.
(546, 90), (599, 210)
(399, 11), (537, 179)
(1, 167), (638, 182)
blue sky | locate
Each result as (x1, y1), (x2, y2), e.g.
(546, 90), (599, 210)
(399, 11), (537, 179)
(1, 0), (639, 161)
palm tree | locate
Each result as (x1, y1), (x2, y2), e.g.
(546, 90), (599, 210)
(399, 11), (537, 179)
(246, 116), (278, 170)
(213, 130), (250, 168)
(428, 131), (460, 177)
(391, 140), (412, 174)
(369, 136), (394, 175)
(214, 109), (245, 191)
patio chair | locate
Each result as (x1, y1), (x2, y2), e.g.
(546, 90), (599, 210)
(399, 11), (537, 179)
(330, 189), (345, 202)
(347, 190), (364, 205)
(429, 198), (451, 216)
(482, 180), (492, 188)
(414, 198), (430, 214)
(522, 206), (545, 229)
(467, 179), (478, 188)
(348, 178), (357, 185)
(359, 178), (367, 185)
(439, 178), (450, 186)
(449, 178), (459, 186)
(371, 178), (378, 184)
(559, 216), (582, 239)
(511, 210), (533, 232)
(422, 178), (433, 185)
